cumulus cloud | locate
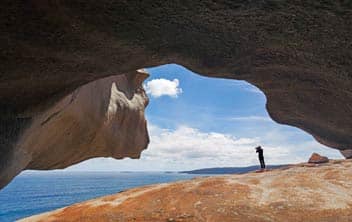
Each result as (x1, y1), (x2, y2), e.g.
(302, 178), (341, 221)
(141, 124), (291, 168)
(67, 124), (342, 171)
(144, 78), (182, 98)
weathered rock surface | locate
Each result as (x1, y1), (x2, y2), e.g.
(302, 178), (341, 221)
(308, 153), (329, 164)
(20, 160), (352, 222)
(0, 72), (150, 189)
(340, 149), (352, 159)
(1, 1), (352, 187)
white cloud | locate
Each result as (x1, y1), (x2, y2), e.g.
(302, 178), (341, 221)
(140, 124), (293, 169)
(66, 124), (342, 171)
(144, 78), (182, 98)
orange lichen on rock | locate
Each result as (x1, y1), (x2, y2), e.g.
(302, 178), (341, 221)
(20, 160), (352, 222)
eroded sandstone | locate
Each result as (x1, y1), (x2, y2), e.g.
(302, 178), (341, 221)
(1, 1), (352, 187)
(0, 71), (150, 189)
(19, 160), (352, 222)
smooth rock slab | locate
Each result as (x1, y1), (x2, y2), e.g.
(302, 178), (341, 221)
(20, 160), (352, 222)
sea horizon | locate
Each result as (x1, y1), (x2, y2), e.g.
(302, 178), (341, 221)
(0, 171), (210, 221)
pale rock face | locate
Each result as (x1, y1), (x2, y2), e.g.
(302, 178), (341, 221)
(0, 72), (149, 189)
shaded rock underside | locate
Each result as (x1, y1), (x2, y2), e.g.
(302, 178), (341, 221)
(21, 160), (352, 222)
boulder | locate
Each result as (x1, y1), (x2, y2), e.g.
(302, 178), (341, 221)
(308, 153), (329, 164)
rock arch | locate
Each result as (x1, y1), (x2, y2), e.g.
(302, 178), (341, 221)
(1, 0), (351, 188)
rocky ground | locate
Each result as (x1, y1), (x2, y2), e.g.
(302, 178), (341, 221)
(20, 160), (352, 222)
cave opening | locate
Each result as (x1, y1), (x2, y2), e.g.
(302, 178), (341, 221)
(66, 64), (342, 172)
(0, 64), (345, 221)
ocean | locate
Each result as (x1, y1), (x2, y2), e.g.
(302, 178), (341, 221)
(0, 171), (207, 221)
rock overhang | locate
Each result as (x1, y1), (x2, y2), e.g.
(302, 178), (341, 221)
(0, 72), (150, 189)
(0, 0), (351, 189)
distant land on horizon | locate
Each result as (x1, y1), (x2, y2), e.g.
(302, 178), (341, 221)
(180, 165), (288, 174)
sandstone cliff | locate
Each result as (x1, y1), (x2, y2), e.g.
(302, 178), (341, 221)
(20, 160), (352, 222)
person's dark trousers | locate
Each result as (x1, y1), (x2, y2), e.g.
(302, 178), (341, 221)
(259, 157), (265, 169)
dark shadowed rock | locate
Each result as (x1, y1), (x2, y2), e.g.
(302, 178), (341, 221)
(340, 149), (352, 159)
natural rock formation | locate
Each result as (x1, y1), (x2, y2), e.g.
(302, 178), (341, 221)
(20, 160), (352, 222)
(340, 149), (352, 159)
(1, 1), (352, 187)
(0, 72), (150, 189)
(308, 153), (329, 164)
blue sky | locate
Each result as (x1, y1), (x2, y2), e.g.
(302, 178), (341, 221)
(67, 64), (341, 171)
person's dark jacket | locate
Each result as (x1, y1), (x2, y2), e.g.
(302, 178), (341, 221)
(256, 148), (264, 159)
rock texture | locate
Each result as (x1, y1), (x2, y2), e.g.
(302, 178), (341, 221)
(1, 1), (352, 187)
(20, 160), (352, 222)
(308, 153), (329, 164)
(340, 149), (352, 159)
(0, 72), (150, 189)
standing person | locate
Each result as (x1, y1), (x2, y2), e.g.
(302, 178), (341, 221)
(255, 146), (265, 169)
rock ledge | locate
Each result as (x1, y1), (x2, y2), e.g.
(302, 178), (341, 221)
(20, 160), (352, 222)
